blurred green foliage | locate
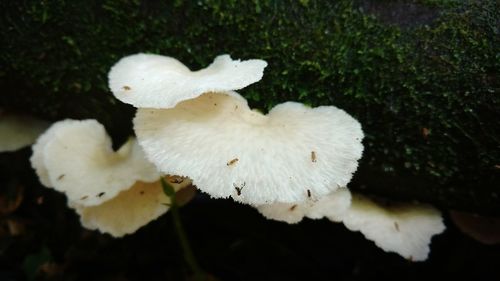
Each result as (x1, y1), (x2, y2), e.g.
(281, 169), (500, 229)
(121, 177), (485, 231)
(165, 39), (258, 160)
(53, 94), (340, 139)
(0, 0), (498, 211)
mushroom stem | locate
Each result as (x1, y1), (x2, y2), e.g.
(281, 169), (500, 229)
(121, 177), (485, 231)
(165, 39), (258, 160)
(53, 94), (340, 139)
(161, 179), (205, 280)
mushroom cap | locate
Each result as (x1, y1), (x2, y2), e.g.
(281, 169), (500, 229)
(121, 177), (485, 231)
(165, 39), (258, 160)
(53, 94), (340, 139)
(338, 195), (446, 261)
(134, 91), (364, 205)
(108, 53), (267, 108)
(256, 188), (352, 224)
(68, 176), (192, 237)
(31, 119), (160, 206)
(0, 114), (49, 152)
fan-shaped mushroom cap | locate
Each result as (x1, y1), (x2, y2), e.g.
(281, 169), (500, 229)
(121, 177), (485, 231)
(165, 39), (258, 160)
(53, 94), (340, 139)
(0, 113), (49, 152)
(109, 53), (267, 108)
(256, 188), (352, 224)
(69, 176), (192, 237)
(134, 91), (363, 205)
(338, 195), (446, 261)
(30, 119), (160, 206)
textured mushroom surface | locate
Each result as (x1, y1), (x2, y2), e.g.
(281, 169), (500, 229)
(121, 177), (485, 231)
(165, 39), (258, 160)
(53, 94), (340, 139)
(109, 53), (267, 108)
(339, 195), (446, 261)
(0, 114), (49, 152)
(134, 92), (363, 204)
(31, 119), (160, 206)
(31, 120), (72, 187)
(256, 188), (352, 224)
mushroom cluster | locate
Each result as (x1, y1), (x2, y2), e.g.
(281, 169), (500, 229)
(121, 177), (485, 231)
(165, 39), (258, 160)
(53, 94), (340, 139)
(30, 119), (191, 237)
(110, 54), (364, 205)
(106, 53), (445, 260)
(28, 53), (445, 260)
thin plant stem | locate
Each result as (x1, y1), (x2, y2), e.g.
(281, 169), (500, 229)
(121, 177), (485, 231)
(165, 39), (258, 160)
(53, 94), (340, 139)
(162, 179), (205, 280)
(170, 200), (204, 280)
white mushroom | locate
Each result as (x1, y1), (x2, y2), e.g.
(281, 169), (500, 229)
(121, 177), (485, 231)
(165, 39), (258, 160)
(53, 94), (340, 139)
(134, 91), (364, 205)
(30, 119), (195, 237)
(30, 119), (159, 206)
(337, 195), (446, 261)
(0, 113), (49, 152)
(257, 187), (445, 261)
(109, 53), (267, 109)
(68, 176), (192, 237)
(256, 187), (352, 224)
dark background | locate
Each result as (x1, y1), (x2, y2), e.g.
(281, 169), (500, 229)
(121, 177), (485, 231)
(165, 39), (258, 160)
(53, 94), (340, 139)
(1, 148), (499, 280)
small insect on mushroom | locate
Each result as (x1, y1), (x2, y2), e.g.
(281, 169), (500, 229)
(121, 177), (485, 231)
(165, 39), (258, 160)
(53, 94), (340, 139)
(57, 174), (65, 180)
(169, 175), (184, 184)
(233, 182), (245, 196)
(227, 158), (239, 166)
(122, 85), (131, 91)
(311, 151), (317, 163)
(289, 204), (298, 211)
(394, 222), (400, 232)
(307, 189), (311, 198)
(97, 192), (105, 198)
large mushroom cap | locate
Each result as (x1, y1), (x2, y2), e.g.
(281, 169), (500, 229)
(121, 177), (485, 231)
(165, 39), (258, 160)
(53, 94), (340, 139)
(256, 188), (352, 224)
(69, 176), (192, 237)
(338, 195), (446, 261)
(134, 92), (363, 205)
(108, 53), (267, 108)
(31, 119), (160, 206)
(0, 113), (49, 152)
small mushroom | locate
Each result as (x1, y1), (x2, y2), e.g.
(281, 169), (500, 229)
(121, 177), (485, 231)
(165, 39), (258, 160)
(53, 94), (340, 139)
(109, 53), (267, 109)
(0, 113), (49, 152)
(134, 92), (364, 205)
(337, 194), (446, 262)
(257, 188), (445, 261)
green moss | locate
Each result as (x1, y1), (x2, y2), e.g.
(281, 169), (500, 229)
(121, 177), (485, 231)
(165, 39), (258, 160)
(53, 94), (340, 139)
(417, 0), (461, 8)
(1, 0), (498, 213)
